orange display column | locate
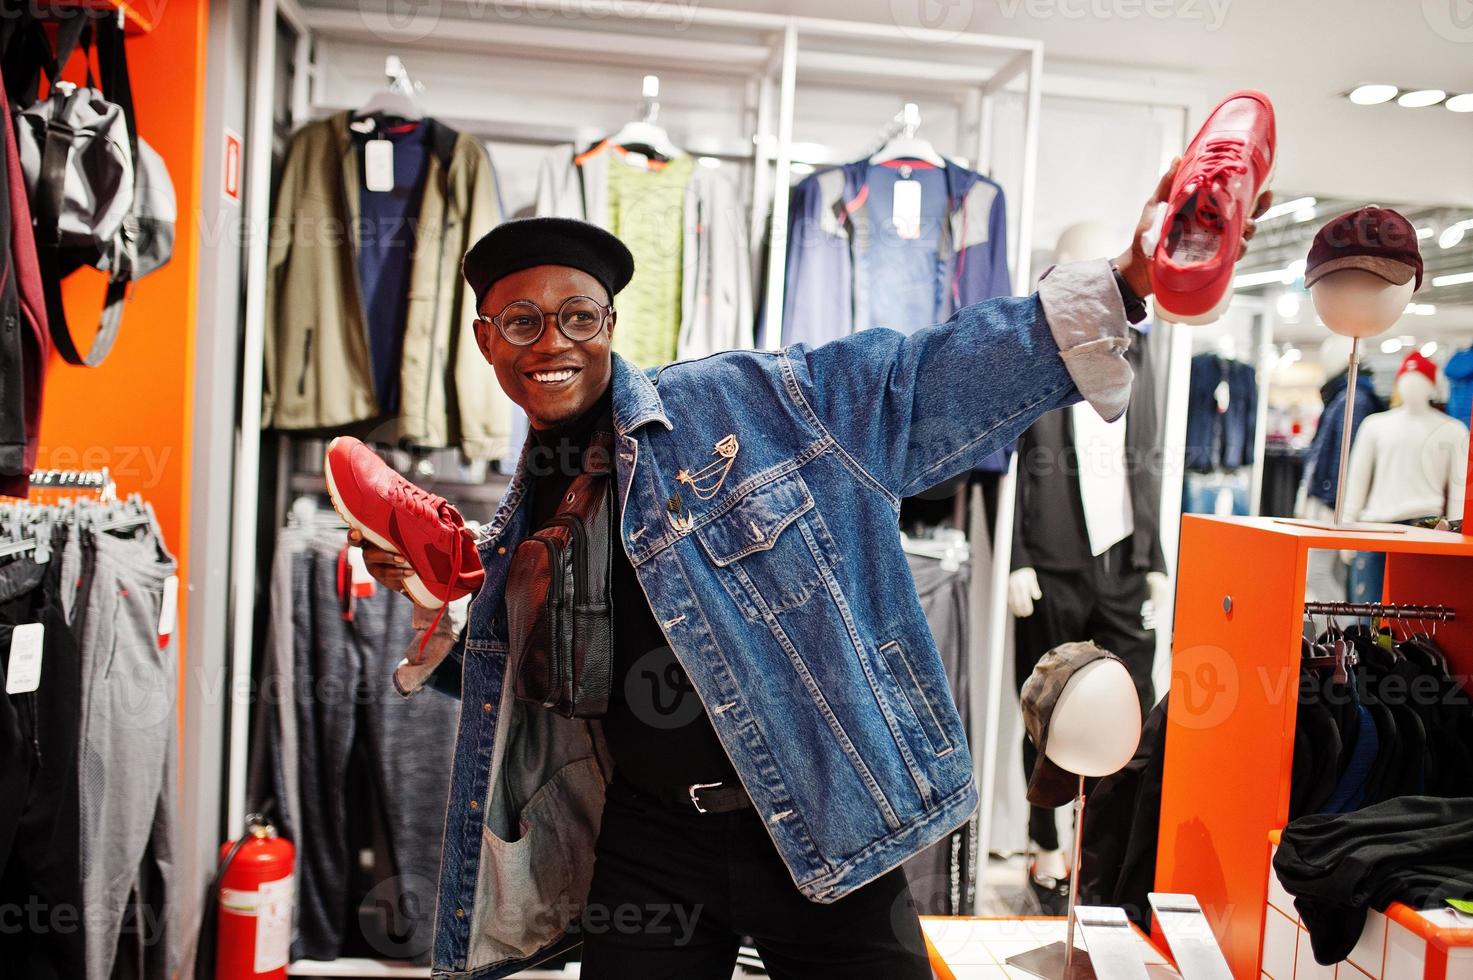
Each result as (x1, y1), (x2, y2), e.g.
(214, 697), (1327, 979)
(1154, 516), (1473, 978)
(33, 0), (209, 674)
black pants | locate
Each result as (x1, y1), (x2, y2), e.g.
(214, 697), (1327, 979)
(577, 771), (933, 979)
(1014, 543), (1156, 851)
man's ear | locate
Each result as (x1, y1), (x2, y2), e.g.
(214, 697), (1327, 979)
(473, 316), (495, 362)
(606, 308), (617, 339)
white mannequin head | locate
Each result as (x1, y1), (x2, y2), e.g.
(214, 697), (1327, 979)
(1310, 269), (1414, 339)
(1396, 370), (1435, 411)
(1054, 222), (1118, 266)
(1045, 659), (1142, 777)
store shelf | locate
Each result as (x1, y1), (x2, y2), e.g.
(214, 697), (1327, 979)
(1194, 514), (1473, 556)
(288, 962), (576, 978)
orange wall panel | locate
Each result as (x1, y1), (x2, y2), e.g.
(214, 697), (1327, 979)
(34, 0), (208, 678)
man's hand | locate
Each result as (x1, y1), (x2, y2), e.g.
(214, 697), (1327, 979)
(348, 528), (412, 595)
(1114, 158), (1274, 300)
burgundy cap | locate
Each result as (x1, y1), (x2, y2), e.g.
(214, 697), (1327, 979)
(1305, 206), (1423, 290)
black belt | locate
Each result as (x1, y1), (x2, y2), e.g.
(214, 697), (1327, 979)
(629, 778), (753, 814)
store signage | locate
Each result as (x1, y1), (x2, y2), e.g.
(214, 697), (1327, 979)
(223, 128), (242, 203)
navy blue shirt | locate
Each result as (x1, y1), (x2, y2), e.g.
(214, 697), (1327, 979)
(354, 119), (431, 415)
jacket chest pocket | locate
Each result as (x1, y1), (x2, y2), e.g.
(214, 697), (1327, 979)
(694, 471), (839, 622)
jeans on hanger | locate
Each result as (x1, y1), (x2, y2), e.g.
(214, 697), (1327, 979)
(0, 539), (86, 980)
(287, 536), (458, 963)
(577, 772), (933, 980)
(76, 520), (180, 980)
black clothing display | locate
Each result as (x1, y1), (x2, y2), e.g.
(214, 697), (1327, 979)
(1273, 796), (1473, 965)
(578, 771), (932, 979)
(1011, 327), (1164, 576)
(1014, 540), (1155, 849)
(527, 392), (736, 793)
(1259, 441), (1306, 518)
(1288, 625), (1473, 821)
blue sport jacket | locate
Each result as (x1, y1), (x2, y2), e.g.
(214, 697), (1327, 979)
(400, 260), (1134, 978)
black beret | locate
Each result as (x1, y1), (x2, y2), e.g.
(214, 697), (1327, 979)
(461, 217), (636, 310)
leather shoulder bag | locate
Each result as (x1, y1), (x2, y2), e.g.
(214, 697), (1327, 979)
(504, 420), (615, 718)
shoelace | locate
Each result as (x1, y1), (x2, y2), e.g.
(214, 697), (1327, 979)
(1188, 137), (1249, 228)
(386, 480), (466, 659)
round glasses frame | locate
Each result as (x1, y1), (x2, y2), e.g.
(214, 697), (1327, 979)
(477, 295), (615, 347)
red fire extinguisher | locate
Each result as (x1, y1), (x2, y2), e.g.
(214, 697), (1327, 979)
(214, 814), (295, 980)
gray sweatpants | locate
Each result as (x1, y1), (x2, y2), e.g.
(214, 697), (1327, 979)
(76, 515), (180, 980)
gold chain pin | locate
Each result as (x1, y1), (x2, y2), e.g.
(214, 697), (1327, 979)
(676, 434), (740, 501)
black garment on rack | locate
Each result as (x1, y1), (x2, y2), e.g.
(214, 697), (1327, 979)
(1273, 796), (1473, 965)
(0, 535), (86, 980)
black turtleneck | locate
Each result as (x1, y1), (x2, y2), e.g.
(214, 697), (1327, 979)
(526, 387), (737, 791)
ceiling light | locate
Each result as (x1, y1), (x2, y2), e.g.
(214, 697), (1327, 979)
(697, 156), (721, 169)
(1233, 269), (1292, 288)
(1417, 227), (1435, 240)
(1439, 224), (1467, 249)
(1397, 89), (1447, 108)
(1276, 293), (1301, 318)
(1348, 84), (1399, 105)
(1432, 271), (1473, 288)
(1286, 259), (1307, 282)
(1259, 196), (1317, 221)
(1405, 303), (1438, 316)
(1381, 337), (1405, 354)
(1421, 341), (1439, 357)
(1280, 346), (1302, 364)
(1294, 207), (1318, 223)
(1446, 93), (1473, 113)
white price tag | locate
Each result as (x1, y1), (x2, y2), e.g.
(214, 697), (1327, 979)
(6, 623), (44, 695)
(158, 575), (179, 639)
(348, 546), (376, 598)
(364, 139), (395, 192)
(1214, 380), (1231, 414)
(892, 179), (922, 240)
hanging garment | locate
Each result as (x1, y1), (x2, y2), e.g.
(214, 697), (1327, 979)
(0, 63), (46, 500)
(535, 142), (753, 364)
(1447, 345), (1473, 427)
(1273, 796), (1473, 965)
(262, 112), (509, 459)
(1259, 441), (1306, 517)
(1011, 327), (1164, 577)
(1184, 353), (1258, 472)
(76, 517), (180, 980)
(776, 157), (1011, 473)
(352, 119), (433, 416)
(899, 550), (975, 916)
(778, 158), (1010, 348)
(1301, 369), (1384, 510)
(249, 527), (458, 964)
(0, 529), (85, 980)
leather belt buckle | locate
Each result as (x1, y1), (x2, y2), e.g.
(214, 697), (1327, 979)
(687, 781), (724, 814)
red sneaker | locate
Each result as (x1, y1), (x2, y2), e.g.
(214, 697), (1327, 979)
(324, 437), (484, 609)
(1149, 90), (1276, 324)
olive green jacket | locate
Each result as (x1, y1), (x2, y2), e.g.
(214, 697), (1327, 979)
(262, 112), (508, 460)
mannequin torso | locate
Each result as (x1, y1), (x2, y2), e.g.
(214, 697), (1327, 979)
(1341, 373), (1469, 523)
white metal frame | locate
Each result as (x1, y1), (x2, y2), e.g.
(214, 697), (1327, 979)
(230, 0), (1044, 927)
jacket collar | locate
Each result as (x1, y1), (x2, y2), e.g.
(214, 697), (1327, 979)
(611, 353), (673, 436)
(328, 110), (458, 168)
(835, 157), (983, 220)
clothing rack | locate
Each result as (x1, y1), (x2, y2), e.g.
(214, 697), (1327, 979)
(1303, 601), (1456, 622)
(28, 467), (118, 501)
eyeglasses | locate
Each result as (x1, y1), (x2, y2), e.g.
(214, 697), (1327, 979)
(477, 296), (614, 347)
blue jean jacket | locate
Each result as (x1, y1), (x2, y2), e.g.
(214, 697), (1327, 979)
(400, 260), (1134, 978)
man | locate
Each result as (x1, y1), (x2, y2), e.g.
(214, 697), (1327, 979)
(351, 164), (1267, 979)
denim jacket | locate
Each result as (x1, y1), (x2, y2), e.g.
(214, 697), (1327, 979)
(396, 259), (1134, 978)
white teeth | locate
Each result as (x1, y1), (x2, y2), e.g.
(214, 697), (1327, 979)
(531, 369), (576, 383)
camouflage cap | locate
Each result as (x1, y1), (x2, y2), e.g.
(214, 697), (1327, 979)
(1021, 640), (1124, 807)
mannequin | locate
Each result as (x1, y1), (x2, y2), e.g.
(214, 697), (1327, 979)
(1010, 223), (1165, 892)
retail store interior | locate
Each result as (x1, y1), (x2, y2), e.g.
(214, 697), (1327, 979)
(2, 1), (1472, 978)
